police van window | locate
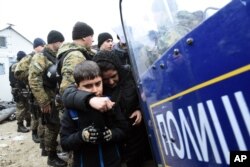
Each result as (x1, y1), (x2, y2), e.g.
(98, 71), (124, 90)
(121, 0), (231, 75)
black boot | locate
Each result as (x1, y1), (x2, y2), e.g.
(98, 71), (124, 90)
(47, 151), (67, 167)
(26, 120), (31, 128)
(17, 123), (29, 133)
(32, 130), (40, 143)
(40, 142), (48, 156)
(41, 148), (49, 156)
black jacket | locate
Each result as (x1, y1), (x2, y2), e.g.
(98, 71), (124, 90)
(102, 68), (151, 164)
(60, 85), (128, 167)
(104, 67), (140, 119)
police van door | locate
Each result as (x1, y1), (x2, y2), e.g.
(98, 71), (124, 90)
(120, 0), (250, 166)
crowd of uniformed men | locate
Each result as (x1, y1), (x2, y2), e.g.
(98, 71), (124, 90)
(9, 21), (153, 167)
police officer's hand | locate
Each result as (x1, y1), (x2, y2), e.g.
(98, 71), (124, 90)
(82, 126), (99, 144)
(41, 103), (51, 113)
(103, 127), (112, 142)
(89, 97), (115, 112)
(129, 110), (142, 126)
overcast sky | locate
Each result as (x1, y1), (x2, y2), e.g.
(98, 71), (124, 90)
(0, 0), (121, 44)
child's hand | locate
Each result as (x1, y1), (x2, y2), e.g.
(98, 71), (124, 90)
(103, 127), (112, 142)
(82, 125), (99, 144)
(89, 97), (115, 112)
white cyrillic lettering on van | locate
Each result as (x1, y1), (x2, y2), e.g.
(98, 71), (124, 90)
(179, 109), (202, 161)
(207, 100), (229, 164)
(156, 114), (173, 156)
(188, 104), (221, 163)
(234, 91), (250, 135)
(222, 95), (246, 150)
(166, 111), (184, 158)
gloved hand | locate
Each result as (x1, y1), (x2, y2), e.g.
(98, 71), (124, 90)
(82, 126), (100, 144)
(103, 127), (112, 142)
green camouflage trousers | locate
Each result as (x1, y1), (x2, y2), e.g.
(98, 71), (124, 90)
(16, 99), (31, 125)
(31, 114), (39, 130)
(38, 118), (46, 146)
(44, 108), (60, 152)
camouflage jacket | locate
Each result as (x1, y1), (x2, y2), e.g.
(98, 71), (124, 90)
(28, 46), (56, 107)
(56, 42), (95, 94)
(14, 52), (35, 84)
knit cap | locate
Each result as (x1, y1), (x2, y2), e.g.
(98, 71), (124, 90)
(33, 38), (46, 49)
(16, 51), (26, 61)
(47, 30), (65, 44)
(72, 22), (94, 40)
(97, 32), (113, 48)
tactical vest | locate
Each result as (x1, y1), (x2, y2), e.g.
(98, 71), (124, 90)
(42, 50), (58, 89)
(56, 49), (93, 86)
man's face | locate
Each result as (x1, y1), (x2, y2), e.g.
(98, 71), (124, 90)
(102, 69), (119, 88)
(77, 76), (103, 96)
(100, 39), (113, 51)
(35, 45), (45, 53)
(83, 35), (94, 48)
(55, 41), (64, 51)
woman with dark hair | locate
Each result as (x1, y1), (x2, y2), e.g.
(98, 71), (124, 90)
(62, 51), (152, 167)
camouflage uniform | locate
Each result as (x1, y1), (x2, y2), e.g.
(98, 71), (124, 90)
(10, 63), (31, 128)
(28, 46), (60, 153)
(14, 52), (40, 143)
(57, 42), (95, 94)
(14, 53), (34, 84)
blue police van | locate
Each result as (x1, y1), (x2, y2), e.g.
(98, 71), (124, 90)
(119, 0), (250, 166)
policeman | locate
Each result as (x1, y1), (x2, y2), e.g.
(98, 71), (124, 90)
(28, 30), (67, 167)
(15, 37), (46, 143)
(57, 21), (95, 95)
(9, 51), (31, 133)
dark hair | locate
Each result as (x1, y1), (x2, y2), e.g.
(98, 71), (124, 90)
(73, 60), (101, 85)
(93, 51), (119, 73)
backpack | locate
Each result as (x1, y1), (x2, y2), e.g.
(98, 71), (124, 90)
(14, 52), (35, 83)
(9, 63), (26, 88)
(42, 50), (58, 89)
(56, 49), (93, 86)
(68, 109), (79, 129)
(9, 63), (18, 88)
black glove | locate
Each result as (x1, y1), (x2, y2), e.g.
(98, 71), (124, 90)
(103, 127), (112, 142)
(82, 126), (100, 144)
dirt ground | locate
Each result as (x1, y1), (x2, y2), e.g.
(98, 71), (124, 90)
(0, 120), (155, 167)
(0, 120), (48, 167)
